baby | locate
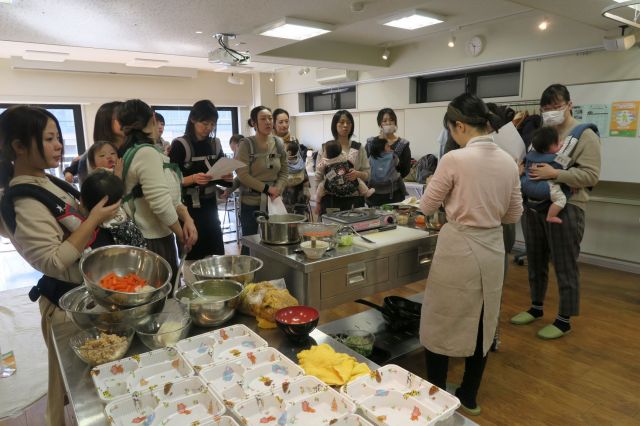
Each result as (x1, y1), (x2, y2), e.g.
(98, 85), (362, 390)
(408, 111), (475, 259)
(87, 140), (123, 177)
(80, 169), (146, 248)
(315, 140), (374, 213)
(521, 127), (571, 224)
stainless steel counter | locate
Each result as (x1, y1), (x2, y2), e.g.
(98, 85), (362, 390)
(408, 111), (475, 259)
(52, 303), (377, 426)
(53, 301), (476, 426)
(242, 226), (437, 309)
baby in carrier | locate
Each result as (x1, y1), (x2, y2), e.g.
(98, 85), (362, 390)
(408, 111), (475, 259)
(80, 169), (147, 247)
(315, 140), (374, 213)
(521, 127), (571, 224)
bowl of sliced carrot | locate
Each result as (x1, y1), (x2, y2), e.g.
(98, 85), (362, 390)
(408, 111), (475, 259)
(80, 245), (172, 309)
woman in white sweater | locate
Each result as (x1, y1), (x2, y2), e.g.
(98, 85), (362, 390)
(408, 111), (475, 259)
(117, 99), (197, 280)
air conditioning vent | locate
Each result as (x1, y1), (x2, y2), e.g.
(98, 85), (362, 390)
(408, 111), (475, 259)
(315, 68), (358, 85)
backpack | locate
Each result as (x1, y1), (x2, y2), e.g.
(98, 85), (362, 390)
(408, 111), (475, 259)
(121, 143), (183, 208)
(0, 175), (95, 306)
(323, 160), (359, 197)
(415, 154), (438, 184)
(175, 136), (224, 171)
(369, 152), (400, 186)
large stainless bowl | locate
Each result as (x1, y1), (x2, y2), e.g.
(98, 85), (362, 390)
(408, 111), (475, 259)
(175, 279), (242, 327)
(189, 255), (263, 285)
(59, 284), (170, 330)
(80, 245), (172, 308)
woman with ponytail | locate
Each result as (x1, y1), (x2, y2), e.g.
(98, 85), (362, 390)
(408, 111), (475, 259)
(117, 99), (197, 280)
(418, 93), (523, 416)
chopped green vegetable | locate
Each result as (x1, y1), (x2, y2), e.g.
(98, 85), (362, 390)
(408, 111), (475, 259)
(343, 335), (373, 357)
(339, 235), (353, 246)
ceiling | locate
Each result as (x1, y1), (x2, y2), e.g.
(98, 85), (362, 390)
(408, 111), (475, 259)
(0, 0), (627, 74)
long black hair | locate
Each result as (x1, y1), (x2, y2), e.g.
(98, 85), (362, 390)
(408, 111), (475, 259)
(93, 101), (123, 143)
(185, 100), (218, 141)
(443, 93), (502, 134)
(117, 99), (155, 153)
(0, 106), (63, 189)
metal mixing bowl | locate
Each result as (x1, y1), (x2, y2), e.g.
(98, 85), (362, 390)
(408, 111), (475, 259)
(59, 284), (170, 330)
(189, 255), (263, 285)
(175, 279), (243, 327)
(80, 245), (172, 308)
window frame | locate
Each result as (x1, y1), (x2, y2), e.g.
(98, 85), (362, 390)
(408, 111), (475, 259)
(151, 105), (239, 135)
(0, 103), (86, 154)
(414, 63), (521, 104)
(303, 86), (357, 112)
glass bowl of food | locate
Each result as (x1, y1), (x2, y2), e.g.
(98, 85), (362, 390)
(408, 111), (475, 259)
(337, 330), (375, 357)
(69, 324), (134, 366)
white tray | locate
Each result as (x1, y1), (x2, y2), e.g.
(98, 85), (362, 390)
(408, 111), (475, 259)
(105, 376), (225, 425)
(199, 347), (304, 408)
(199, 416), (241, 426)
(341, 364), (459, 425)
(359, 390), (439, 425)
(176, 325), (268, 371)
(90, 347), (193, 403)
(324, 413), (374, 426)
(234, 375), (356, 425)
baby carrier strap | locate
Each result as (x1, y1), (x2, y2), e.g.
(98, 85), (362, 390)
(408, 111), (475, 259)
(121, 143), (182, 204)
(1, 175), (81, 234)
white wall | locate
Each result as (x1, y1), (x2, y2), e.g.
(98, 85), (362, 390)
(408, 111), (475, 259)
(275, 48), (640, 267)
(0, 58), (254, 147)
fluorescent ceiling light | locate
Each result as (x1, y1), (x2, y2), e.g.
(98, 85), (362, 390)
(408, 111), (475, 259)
(603, 1), (640, 29)
(0, 0), (14, 4)
(257, 17), (333, 40)
(383, 10), (443, 30)
(22, 50), (69, 62)
(126, 58), (169, 68)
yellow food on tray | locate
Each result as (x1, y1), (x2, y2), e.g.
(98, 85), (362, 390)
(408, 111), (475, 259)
(240, 281), (298, 328)
(297, 343), (371, 385)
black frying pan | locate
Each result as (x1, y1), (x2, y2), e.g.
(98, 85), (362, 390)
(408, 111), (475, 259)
(355, 296), (422, 331)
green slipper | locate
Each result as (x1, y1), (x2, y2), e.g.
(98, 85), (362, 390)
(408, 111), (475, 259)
(510, 311), (540, 325)
(446, 383), (482, 416)
(537, 324), (571, 340)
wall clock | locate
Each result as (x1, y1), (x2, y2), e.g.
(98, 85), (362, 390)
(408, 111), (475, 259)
(466, 36), (484, 57)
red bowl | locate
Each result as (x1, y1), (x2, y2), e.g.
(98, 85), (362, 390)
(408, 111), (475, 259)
(275, 306), (319, 341)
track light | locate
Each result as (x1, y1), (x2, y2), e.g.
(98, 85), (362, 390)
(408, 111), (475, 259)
(448, 35), (456, 47)
(227, 73), (245, 85)
(298, 67), (310, 75)
(268, 73), (275, 82)
(382, 48), (390, 60)
(538, 17), (549, 30)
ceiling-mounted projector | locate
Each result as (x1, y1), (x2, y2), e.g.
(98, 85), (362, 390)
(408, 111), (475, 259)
(208, 48), (251, 66)
(208, 33), (251, 66)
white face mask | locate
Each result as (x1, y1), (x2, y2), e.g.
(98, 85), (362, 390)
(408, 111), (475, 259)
(382, 124), (396, 135)
(542, 107), (566, 126)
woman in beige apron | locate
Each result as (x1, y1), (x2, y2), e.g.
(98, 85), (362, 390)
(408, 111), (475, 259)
(420, 93), (523, 415)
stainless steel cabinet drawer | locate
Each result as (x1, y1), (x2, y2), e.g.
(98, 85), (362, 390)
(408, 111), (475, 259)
(320, 257), (389, 299)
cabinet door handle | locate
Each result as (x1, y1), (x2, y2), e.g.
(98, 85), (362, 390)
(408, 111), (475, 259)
(347, 262), (367, 286)
(418, 254), (432, 265)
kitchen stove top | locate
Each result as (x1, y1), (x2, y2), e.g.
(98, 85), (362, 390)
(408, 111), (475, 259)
(322, 208), (395, 232)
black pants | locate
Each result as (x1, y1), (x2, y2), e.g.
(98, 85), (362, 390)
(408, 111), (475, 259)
(366, 188), (405, 207)
(146, 234), (178, 296)
(186, 198), (224, 260)
(240, 203), (260, 255)
(319, 194), (365, 216)
(523, 204), (585, 316)
(425, 312), (488, 408)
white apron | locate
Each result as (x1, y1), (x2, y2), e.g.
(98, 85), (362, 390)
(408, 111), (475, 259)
(420, 220), (504, 357)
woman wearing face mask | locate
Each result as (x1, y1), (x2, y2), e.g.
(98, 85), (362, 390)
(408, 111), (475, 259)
(365, 108), (412, 206)
(273, 108), (309, 214)
(419, 93), (523, 416)
(510, 84), (601, 340)
(236, 106), (288, 254)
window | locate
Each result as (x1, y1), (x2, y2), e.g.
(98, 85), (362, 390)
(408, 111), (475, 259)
(415, 64), (521, 103)
(0, 104), (86, 179)
(152, 106), (239, 154)
(303, 86), (356, 112)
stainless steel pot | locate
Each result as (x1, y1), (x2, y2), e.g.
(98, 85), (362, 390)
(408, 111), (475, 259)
(254, 211), (306, 245)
